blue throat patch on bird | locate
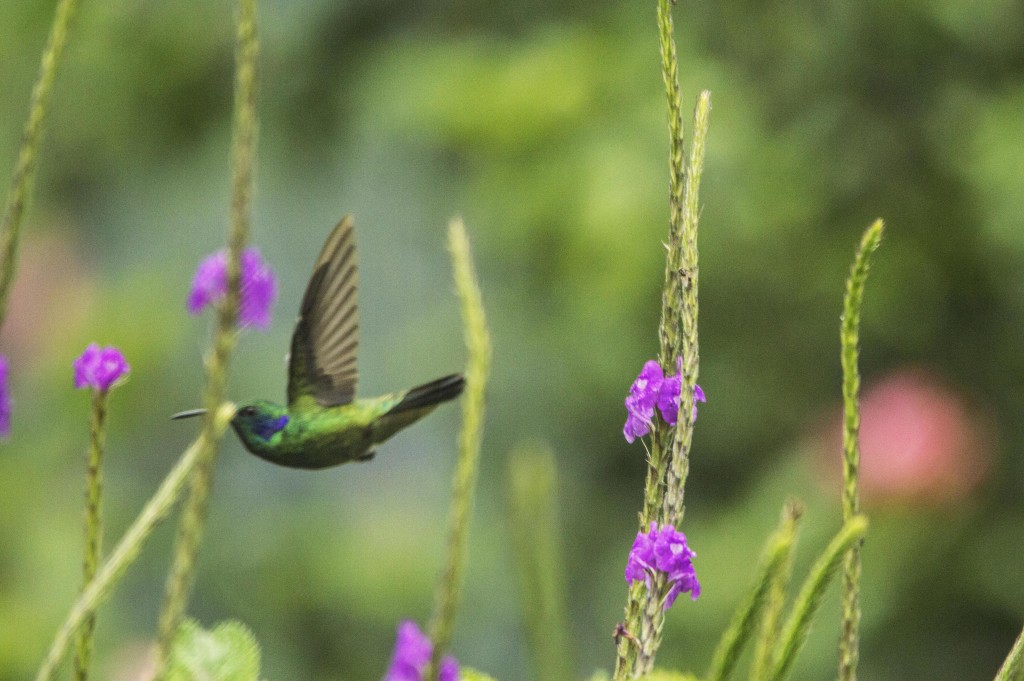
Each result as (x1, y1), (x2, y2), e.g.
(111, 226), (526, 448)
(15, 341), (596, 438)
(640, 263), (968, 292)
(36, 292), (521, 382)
(252, 414), (289, 440)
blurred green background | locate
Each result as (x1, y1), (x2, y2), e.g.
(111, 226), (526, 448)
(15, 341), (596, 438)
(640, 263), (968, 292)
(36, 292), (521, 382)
(2, 1), (1023, 679)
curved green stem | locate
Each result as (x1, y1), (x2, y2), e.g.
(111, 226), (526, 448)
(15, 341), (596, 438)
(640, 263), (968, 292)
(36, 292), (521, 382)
(0, 0), (81, 328)
(33, 403), (234, 681)
(706, 500), (802, 681)
(768, 516), (869, 681)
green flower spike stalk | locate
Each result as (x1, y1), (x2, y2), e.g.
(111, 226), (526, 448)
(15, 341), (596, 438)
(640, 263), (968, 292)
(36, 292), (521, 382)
(705, 500), (803, 681)
(838, 219), (884, 681)
(0, 0), (81, 328)
(33, 403), (236, 681)
(661, 89), (710, 530)
(768, 515), (869, 681)
(155, 0), (260, 674)
(749, 504), (799, 681)
(427, 218), (492, 681)
(615, 0), (711, 675)
(75, 392), (106, 681)
(71, 345), (131, 681)
(507, 444), (574, 681)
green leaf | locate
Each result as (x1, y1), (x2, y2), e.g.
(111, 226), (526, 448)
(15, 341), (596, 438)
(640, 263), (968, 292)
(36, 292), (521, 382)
(166, 619), (262, 681)
(460, 667), (500, 681)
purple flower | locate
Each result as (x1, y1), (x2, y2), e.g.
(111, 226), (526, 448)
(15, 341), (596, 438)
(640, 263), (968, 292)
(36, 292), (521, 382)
(624, 522), (700, 609)
(624, 358), (706, 441)
(384, 620), (459, 681)
(187, 247), (277, 330)
(658, 375), (707, 426)
(624, 361), (664, 443)
(0, 356), (11, 438)
(73, 344), (130, 392)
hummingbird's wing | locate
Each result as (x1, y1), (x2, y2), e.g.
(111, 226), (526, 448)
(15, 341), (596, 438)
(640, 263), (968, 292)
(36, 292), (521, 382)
(287, 215), (359, 407)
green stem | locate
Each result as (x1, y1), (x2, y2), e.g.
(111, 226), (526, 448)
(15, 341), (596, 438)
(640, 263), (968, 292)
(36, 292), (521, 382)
(74, 390), (108, 681)
(427, 218), (492, 680)
(154, 0), (259, 672)
(0, 0), (80, 328)
(768, 516), (869, 681)
(507, 445), (574, 681)
(656, 0), (687, 367)
(32, 403), (235, 681)
(660, 89), (710, 530)
(706, 500), (803, 681)
(749, 505), (799, 681)
(615, 8), (711, 677)
(837, 219), (884, 681)
(994, 624), (1024, 681)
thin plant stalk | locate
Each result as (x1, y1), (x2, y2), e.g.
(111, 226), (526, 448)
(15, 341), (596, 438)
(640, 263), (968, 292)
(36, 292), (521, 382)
(706, 500), (803, 681)
(427, 218), (492, 680)
(995, 624), (1024, 681)
(614, 1), (711, 675)
(0, 0), (81, 327)
(33, 402), (235, 681)
(154, 0), (259, 673)
(767, 515), (869, 681)
(74, 390), (109, 681)
(636, 0), (692, 543)
(660, 89), (710, 529)
(749, 510), (798, 681)
(837, 219), (884, 681)
(506, 444), (574, 681)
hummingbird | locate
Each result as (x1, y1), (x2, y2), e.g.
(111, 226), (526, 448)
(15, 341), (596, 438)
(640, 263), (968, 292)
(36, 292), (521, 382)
(174, 216), (465, 469)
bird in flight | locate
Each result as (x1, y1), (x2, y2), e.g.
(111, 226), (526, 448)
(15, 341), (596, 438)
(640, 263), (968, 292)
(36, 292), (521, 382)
(175, 216), (464, 469)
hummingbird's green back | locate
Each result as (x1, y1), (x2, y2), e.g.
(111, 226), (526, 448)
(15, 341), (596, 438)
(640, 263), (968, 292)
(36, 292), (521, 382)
(230, 374), (464, 469)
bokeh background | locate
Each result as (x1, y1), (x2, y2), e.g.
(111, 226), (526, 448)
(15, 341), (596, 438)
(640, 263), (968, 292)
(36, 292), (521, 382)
(2, 1), (1023, 679)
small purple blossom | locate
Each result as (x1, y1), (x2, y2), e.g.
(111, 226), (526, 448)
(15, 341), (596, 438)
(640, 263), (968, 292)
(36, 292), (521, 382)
(625, 522), (700, 609)
(73, 344), (130, 392)
(623, 359), (705, 442)
(0, 356), (11, 438)
(384, 620), (459, 681)
(187, 247), (277, 330)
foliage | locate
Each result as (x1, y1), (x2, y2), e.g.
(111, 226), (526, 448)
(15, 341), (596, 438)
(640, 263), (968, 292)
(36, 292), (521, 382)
(166, 619), (262, 681)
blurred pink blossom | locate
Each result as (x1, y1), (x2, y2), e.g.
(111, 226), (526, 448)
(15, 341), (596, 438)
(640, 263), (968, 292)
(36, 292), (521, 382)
(818, 368), (992, 506)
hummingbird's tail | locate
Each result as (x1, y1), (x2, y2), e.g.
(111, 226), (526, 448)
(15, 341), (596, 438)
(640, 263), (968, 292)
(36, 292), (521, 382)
(388, 374), (465, 415)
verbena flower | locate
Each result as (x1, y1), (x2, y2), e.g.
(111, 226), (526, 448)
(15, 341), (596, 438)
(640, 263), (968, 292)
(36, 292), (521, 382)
(625, 522), (700, 608)
(623, 358), (705, 442)
(0, 355), (11, 438)
(186, 247), (277, 330)
(384, 620), (459, 681)
(73, 344), (130, 392)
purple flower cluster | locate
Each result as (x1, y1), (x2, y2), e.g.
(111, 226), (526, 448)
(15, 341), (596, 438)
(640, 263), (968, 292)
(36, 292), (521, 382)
(73, 344), (130, 392)
(187, 247), (277, 330)
(384, 620), (459, 681)
(625, 522), (700, 609)
(0, 356), (11, 438)
(624, 359), (706, 443)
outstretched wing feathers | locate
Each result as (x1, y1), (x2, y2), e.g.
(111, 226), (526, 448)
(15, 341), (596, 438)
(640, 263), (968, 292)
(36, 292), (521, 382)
(287, 216), (360, 407)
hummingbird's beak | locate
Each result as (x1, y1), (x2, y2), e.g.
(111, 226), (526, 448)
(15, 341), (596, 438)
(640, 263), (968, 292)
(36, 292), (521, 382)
(171, 408), (208, 420)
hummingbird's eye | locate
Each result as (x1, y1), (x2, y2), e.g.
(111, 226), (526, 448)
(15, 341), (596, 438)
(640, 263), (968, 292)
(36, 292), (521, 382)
(238, 406), (258, 418)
